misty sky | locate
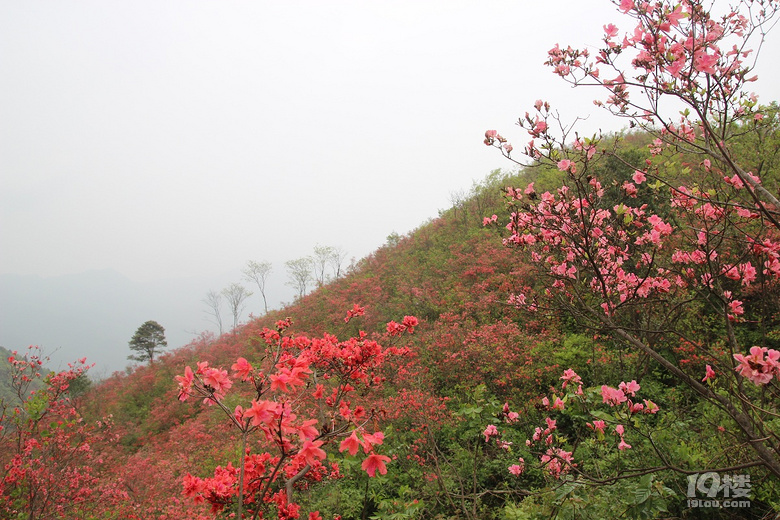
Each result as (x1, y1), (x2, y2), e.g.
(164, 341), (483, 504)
(2, 0), (779, 284)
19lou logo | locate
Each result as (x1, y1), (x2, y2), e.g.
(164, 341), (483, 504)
(686, 472), (751, 509)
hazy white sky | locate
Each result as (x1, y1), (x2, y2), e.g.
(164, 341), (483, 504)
(2, 0), (779, 283)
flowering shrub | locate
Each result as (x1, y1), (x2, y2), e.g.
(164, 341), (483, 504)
(484, 369), (659, 479)
(484, 0), (780, 479)
(0, 347), (132, 519)
(175, 308), (416, 519)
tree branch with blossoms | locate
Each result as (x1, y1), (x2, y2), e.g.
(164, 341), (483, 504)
(175, 308), (417, 519)
(0, 347), (132, 519)
(483, 0), (780, 480)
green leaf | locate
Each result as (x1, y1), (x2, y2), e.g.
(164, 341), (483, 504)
(554, 481), (579, 501)
(633, 475), (653, 504)
(590, 410), (614, 422)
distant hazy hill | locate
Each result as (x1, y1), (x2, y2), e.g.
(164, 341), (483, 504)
(0, 269), (258, 377)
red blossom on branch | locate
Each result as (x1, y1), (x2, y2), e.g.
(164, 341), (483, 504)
(174, 308), (417, 517)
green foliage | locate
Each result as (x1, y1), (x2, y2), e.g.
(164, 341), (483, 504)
(67, 372), (92, 397)
(369, 486), (424, 520)
(503, 475), (677, 520)
(22, 383), (49, 422)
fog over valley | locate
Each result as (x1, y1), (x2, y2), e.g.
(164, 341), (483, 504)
(0, 267), (298, 375)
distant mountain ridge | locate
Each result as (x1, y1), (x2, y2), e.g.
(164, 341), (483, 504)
(0, 269), (262, 376)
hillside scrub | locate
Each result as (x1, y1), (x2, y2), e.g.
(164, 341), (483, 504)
(4, 0), (780, 518)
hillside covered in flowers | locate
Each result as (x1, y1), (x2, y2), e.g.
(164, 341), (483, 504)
(3, 0), (780, 518)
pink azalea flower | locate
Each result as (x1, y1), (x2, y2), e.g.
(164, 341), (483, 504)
(244, 399), (277, 427)
(693, 51), (719, 74)
(361, 431), (385, 453)
(231, 357), (253, 381)
(497, 440), (513, 450)
(642, 399), (659, 414)
(483, 424), (499, 442)
(202, 367), (232, 398)
(362, 453), (391, 477)
(386, 321), (405, 336)
(402, 315), (419, 331)
(269, 370), (292, 392)
(344, 304), (365, 323)
(532, 119), (547, 136)
(765, 349), (780, 373)
(632, 170), (646, 184)
(728, 299), (745, 319)
(560, 368), (582, 389)
(339, 431), (362, 456)
(299, 440), (326, 466)
(508, 463), (524, 476)
(541, 448), (573, 478)
(601, 385), (627, 406)
(175, 366), (194, 401)
(297, 419), (319, 442)
(619, 380), (640, 396)
(740, 262), (757, 286)
(734, 346), (775, 385)
(557, 159), (572, 171)
(702, 364), (716, 382)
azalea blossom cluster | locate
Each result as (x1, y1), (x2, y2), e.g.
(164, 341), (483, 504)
(343, 303), (365, 323)
(386, 315), (419, 336)
(175, 308), (415, 518)
(488, 406), (577, 480)
(501, 176), (683, 316)
(546, 371), (659, 447)
(733, 346), (780, 385)
(1, 347), (131, 519)
(546, 0), (773, 124)
(599, 380), (659, 415)
(493, 148), (779, 387)
(483, 369), (663, 481)
(6, 346), (91, 396)
(483, 0), (780, 482)
(484, 129), (513, 154)
(183, 457), (338, 518)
